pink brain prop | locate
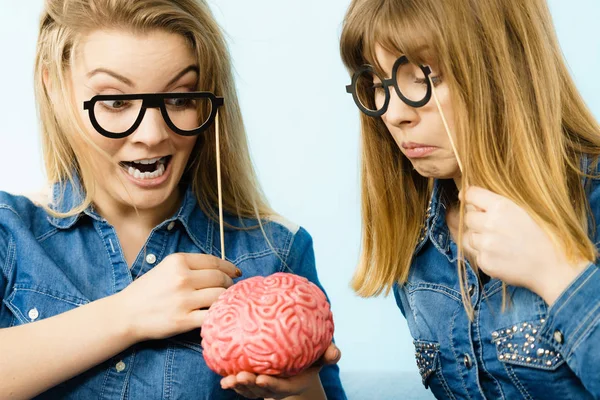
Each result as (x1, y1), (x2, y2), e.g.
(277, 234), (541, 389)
(201, 272), (334, 377)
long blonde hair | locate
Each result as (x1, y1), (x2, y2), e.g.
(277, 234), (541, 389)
(341, 0), (600, 315)
(35, 0), (274, 224)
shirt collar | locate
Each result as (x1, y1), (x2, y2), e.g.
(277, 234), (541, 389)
(168, 185), (213, 254)
(414, 179), (451, 256)
(47, 177), (213, 254)
(47, 175), (87, 229)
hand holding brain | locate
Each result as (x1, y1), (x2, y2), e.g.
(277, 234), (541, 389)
(201, 272), (334, 377)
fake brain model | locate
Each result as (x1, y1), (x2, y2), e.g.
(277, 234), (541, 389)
(201, 272), (334, 377)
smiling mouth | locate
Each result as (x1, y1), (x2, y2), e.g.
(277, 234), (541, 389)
(119, 156), (172, 180)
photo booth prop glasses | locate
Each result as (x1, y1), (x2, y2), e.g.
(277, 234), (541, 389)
(83, 92), (224, 139)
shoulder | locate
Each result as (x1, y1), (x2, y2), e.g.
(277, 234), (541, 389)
(217, 212), (313, 266)
(0, 192), (36, 278)
(0, 189), (54, 239)
(264, 214), (300, 236)
(262, 215), (313, 255)
(220, 208), (303, 239)
(226, 213), (308, 254)
(0, 191), (35, 223)
(583, 155), (600, 200)
(582, 155), (600, 237)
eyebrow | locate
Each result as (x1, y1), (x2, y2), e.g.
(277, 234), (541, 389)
(86, 65), (200, 88)
(166, 65), (199, 87)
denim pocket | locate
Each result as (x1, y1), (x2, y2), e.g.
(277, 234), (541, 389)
(413, 339), (456, 399)
(414, 340), (440, 388)
(491, 319), (564, 370)
(490, 319), (587, 400)
(4, 284), (89, 325)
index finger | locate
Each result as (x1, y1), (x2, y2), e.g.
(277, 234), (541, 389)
(464, 186), (503, 212)
(176, 253), (241, 278)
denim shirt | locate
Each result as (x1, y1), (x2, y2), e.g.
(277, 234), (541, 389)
(0, 179), (347, 400)
(394, 157), (600, 400)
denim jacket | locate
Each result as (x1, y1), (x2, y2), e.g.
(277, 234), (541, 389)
(394, 157), (600, 400)
(0, 179), (347, 400)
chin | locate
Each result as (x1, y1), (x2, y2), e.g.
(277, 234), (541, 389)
(412, 160), (459, 180)
(115, 187), (175, 210)
(130, 196), (172, 210)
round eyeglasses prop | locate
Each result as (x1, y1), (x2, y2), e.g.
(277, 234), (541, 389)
(346, 55), (433, 117)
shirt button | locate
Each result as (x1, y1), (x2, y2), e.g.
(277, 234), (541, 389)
(28, 308), (39, 321)
(553, 330), (564, 344)
(167, 221), (176, 231)
(463, 353), (473, 369)
(145, 254), (157, 264)
(115, 361), (126, 372)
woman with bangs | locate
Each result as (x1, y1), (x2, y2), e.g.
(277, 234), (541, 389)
(341, 0), (600, 398)
(0, 1), (346, 399)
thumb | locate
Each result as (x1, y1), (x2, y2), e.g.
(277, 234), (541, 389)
(310, 343), (341, 369)
(322, 343), (341, 365)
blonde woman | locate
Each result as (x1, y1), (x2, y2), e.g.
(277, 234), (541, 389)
(341, 0), (600, 398)
(0, 1), (346, 399)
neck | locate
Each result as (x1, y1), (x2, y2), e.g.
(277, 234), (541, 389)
(93, 189), (182, 233)
(453, 175), (463, 192)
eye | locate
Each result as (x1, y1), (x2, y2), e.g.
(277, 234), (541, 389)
(100, 99), (130, 110)
(415, 75), (443, 86)
(165, 97), (195, 108)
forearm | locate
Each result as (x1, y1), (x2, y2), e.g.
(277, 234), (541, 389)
(535, 259), (590, 306)
(538, 263), (600, 395)
(0, 293), (137, 399)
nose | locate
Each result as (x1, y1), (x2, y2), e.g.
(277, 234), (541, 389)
(129, 108), (169, 147)
(382, 88), (419, 128)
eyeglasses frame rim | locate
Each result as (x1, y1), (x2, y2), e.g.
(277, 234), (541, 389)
(83, 91), (224, 139)
(345, 55), (433, 117)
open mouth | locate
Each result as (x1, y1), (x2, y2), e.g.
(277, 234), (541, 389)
(119, 156), (172, 180)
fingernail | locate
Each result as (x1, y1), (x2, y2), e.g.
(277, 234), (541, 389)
(235, 268), (242, 277)
(333, 348), (341, 359)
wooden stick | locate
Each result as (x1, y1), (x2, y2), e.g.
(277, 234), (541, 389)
(429, 78), (464, 174)
(215, 111), (225, 260)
